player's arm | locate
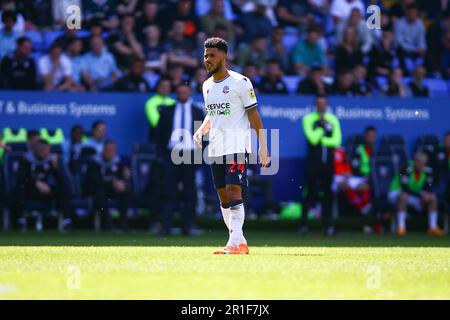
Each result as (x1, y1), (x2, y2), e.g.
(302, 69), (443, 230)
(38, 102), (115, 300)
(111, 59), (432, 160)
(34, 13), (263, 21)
(247, 107), (270, 169)
(193, 115), (211, 147)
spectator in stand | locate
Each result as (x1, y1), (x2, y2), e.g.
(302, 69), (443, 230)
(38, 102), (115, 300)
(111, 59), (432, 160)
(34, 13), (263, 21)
(236, 33), (268, 71)
(408, 65), (429, 97)
(116, 0), (139, 16)
(291, 25), (327, 76)
(112, 58), (151, 93)
(83, 36), (120, 91)
(235, 0), (273, 43)
(0, 0), (25, 33)
(55, 26), (81, 50)
(334, 26), (363, 75)
(200, 0), (234, 42)
(161, 0), (200, 41)
(368, 27), (397, 82)
(352, 64), (372, 96)
(258, 59), (288, 94)
(336, 8), (374, 54)
(394, 3), (427, 75)
(164, 19), (199, 71)
(17, 0), (53, 30)
(297, 66), (333, 96)
(81, 17), (104, 54)
(389, 0), (417, 21)
(65, 38), (86, 92)
(166, 63), (189, 92)
(242, 62), (261, 89)
(209, 23), (235, 60)
(142, 24), (168, 75)
(0, 10), (19, 59)
(136, 0), (164, 42)
(276, 0), (313, 28)
(38, 40), (75, 92)
(190, 67), (208, 93)
(330, 0), (365, 24)
(0, 36), (37, 89)
(82, 0), (119, 30)
(383, 68), (408, 97)
(426, 10), (450, 76)
(108, 13), (145, 71)
(441, 30), (450, 79)
(267, 26), (290, 72)
(333, 70), (358, 96)
(307, 0), (330, 19)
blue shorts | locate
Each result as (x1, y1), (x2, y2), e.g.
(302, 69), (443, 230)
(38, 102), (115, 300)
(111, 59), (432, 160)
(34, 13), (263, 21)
(210, 153), (249, 190)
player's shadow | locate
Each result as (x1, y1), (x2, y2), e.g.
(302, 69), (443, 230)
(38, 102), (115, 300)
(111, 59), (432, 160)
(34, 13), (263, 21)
(0, 230), (448, 247)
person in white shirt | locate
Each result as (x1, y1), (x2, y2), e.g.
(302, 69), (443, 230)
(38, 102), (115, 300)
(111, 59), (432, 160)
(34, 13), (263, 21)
(38, 41), (74, 91)
(330, 0), (365, 24)
(193, 37), (270, 255)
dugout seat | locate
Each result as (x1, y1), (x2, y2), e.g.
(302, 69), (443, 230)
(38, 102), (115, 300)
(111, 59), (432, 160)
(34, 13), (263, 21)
(371, 155), (396, 232)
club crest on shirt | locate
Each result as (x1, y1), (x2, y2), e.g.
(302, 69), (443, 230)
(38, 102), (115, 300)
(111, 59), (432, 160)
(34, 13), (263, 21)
(223, 85), (230, 94)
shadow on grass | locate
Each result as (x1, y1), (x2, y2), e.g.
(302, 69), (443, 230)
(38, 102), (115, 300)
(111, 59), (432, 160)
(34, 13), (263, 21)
(0, 230), (448, 247)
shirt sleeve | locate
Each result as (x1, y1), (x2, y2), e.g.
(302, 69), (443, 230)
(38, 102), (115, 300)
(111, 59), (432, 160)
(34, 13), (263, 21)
(239, 77), (258, 110)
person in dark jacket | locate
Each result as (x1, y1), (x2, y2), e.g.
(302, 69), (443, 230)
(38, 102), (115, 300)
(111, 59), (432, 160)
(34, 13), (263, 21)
(84, 140), (131, 231)
(16, 139), (66, 230)
(154, 83), (204, 236)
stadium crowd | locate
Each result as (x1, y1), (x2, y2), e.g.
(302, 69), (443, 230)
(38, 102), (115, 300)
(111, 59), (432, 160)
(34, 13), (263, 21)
(0, 0), (450, 96)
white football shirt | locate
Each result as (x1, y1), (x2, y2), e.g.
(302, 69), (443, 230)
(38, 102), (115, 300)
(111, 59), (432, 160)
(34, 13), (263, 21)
(202, 70), (258, 157)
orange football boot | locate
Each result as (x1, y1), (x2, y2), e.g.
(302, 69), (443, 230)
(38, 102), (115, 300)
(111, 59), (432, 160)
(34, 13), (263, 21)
(427, 228), (446, 236)
(396, 227), (406, 236)
(213, 243), (249, 254)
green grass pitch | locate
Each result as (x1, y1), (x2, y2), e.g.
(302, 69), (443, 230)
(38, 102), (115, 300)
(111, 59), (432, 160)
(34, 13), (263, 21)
(0, 230), (449, 299)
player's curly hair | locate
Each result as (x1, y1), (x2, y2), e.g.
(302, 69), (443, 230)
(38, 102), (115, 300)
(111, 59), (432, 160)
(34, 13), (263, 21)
(204, 37), (228, 54)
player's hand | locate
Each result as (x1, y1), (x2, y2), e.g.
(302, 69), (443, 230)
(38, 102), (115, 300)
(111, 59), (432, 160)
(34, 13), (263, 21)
(193, 130), (203, 148)
(258, 148), (270, 169)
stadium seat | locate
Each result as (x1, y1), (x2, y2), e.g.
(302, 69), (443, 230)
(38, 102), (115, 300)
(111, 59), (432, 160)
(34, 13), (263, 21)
(2, 151), (25, 230)
(65, 160), (95, 230)
(26, 30), (45, 52)
(344, 134), (364, 159)
(131, 153), (156, 209)
(282, 76), (302, 94)
(371, 155), (396, 233)
(43, 30), (64, 49)
(416, 134), (439, 155)
(424, 79), (449, 97)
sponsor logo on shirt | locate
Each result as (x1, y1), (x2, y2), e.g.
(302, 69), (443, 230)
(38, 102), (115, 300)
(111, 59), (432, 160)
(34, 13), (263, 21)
(206, 102), (231, 116)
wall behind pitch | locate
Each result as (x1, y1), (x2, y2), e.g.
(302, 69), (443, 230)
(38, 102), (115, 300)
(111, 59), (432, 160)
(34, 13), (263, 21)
(1, 91), (448, 200)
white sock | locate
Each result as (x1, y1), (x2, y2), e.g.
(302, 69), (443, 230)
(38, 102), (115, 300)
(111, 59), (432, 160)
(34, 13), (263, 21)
(428, 211), (438, 229)
(397, 211), (406, 229)
(229, 202), (247, 246)
(220, 206), (231, 230)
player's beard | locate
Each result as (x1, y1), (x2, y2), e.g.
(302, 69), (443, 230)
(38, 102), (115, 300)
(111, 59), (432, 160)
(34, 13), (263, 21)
(207, 61), (222, 76)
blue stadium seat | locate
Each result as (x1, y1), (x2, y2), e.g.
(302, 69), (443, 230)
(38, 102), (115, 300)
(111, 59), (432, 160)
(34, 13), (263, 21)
(26, 30), (45, 52)
(282, 75), (302, 94)
(43, 30), (64, 49)
(424, 79), (449, 97)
